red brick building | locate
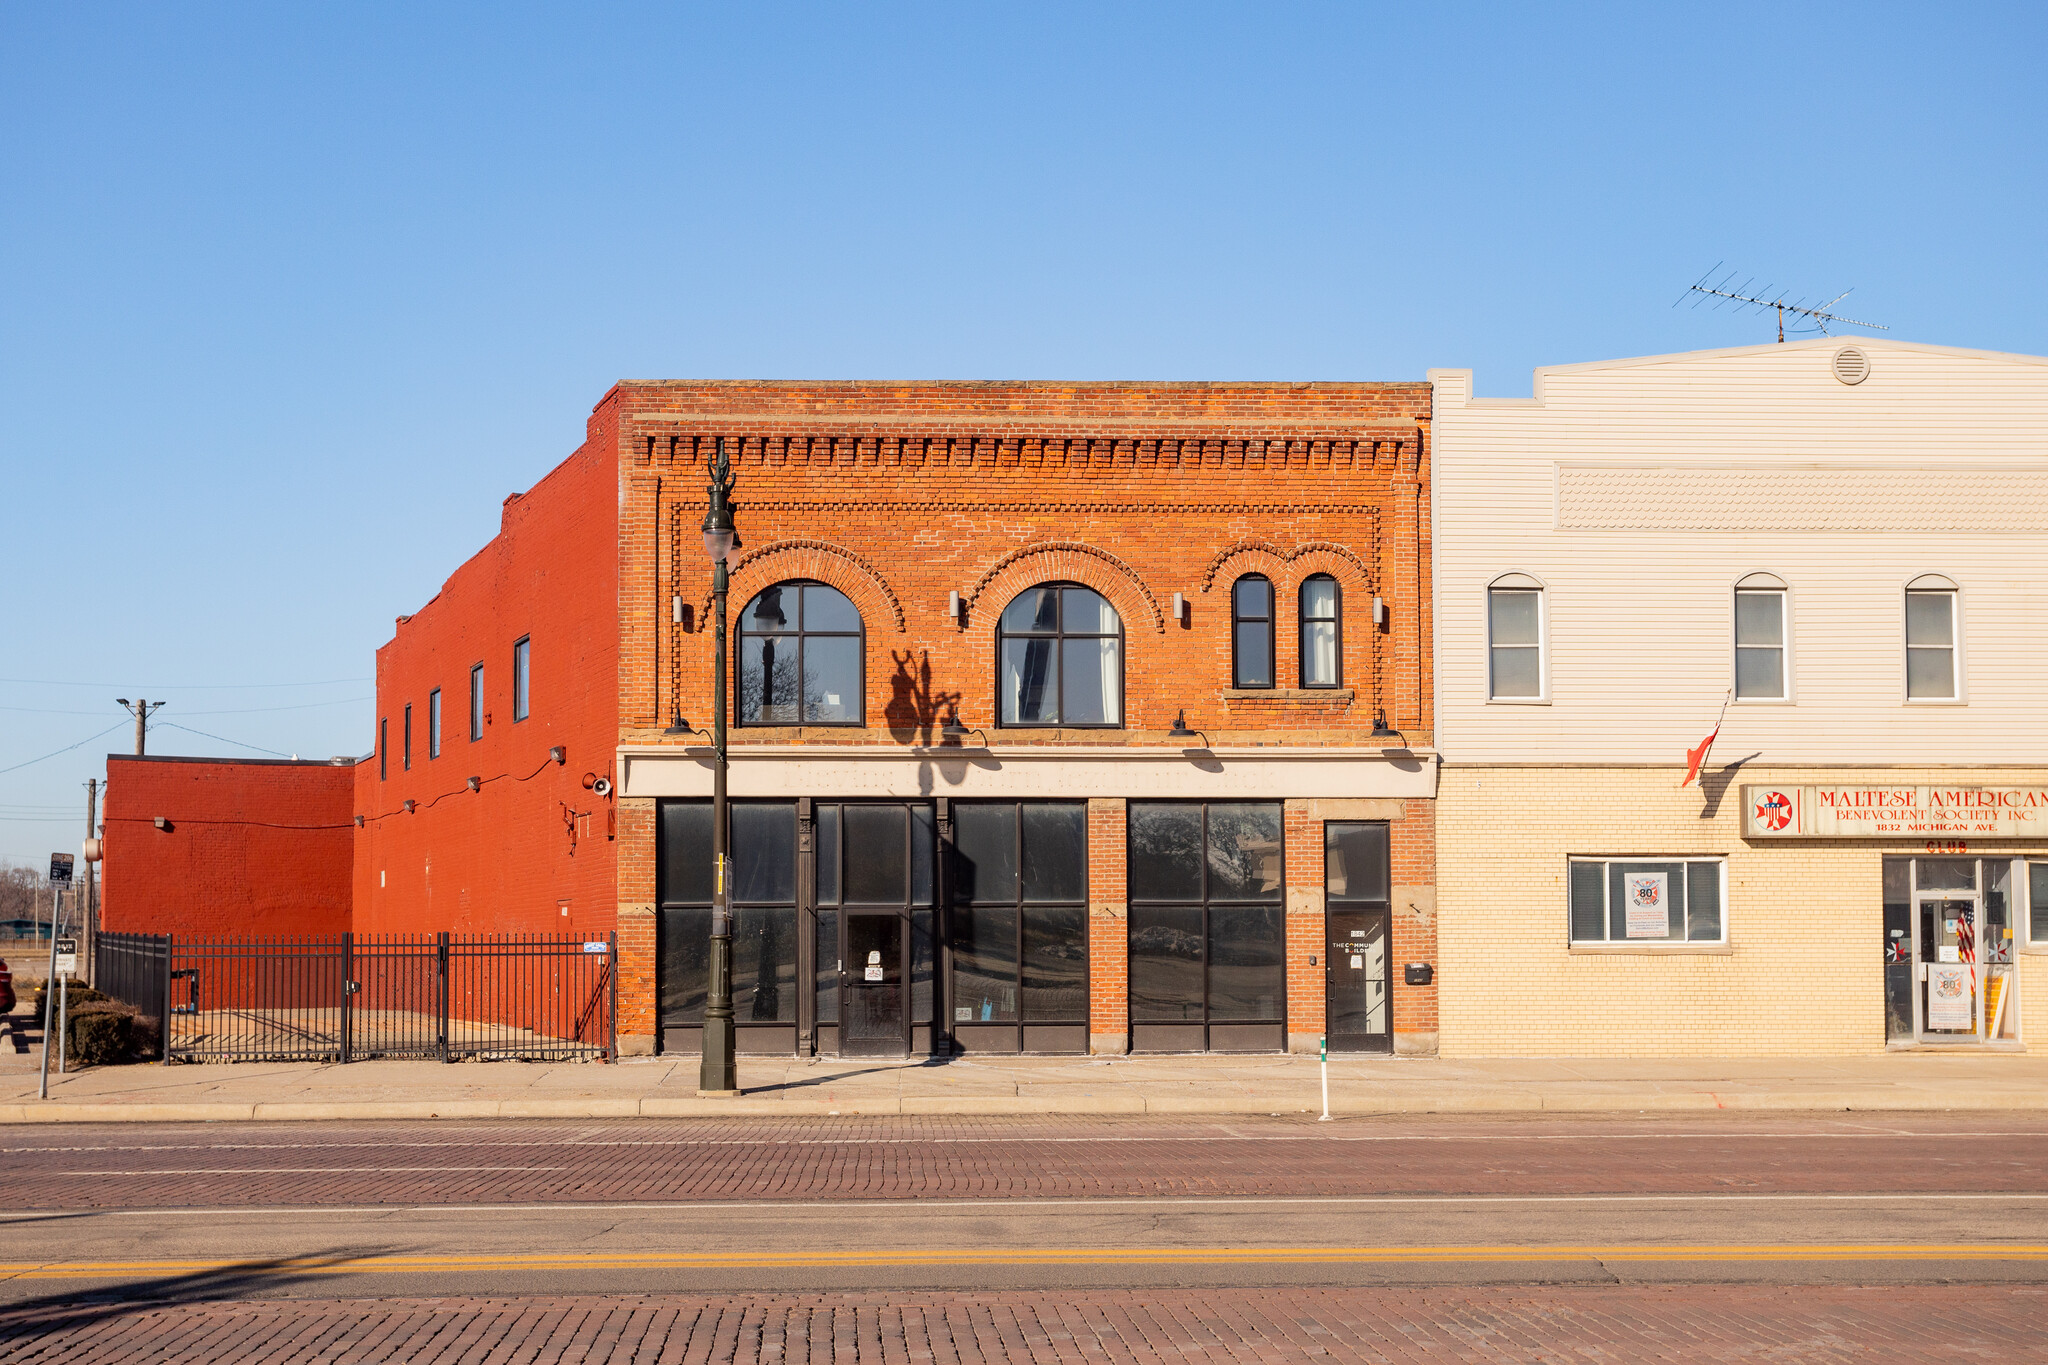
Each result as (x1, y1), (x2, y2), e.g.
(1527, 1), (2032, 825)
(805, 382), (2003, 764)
(112, 379), (1441, 1059)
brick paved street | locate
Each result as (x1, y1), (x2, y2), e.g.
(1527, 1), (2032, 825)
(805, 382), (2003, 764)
(4, 1286), (2045, 1363)
(6, 1112), (2046, 1209)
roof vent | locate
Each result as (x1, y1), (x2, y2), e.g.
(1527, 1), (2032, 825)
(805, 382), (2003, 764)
(1832, 346), (1870, 385)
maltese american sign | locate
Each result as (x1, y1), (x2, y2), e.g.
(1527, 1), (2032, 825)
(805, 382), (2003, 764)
(1742, 785), (2048, 839)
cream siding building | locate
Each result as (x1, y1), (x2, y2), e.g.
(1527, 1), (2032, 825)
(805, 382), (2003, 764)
(1430, 339), (2048, 1056)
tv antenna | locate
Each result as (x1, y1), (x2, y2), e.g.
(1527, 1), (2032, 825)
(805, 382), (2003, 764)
(1676, 264), (1888, 342)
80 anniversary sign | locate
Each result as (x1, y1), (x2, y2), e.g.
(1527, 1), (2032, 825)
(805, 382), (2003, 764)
(1742, 784), (2048, 839)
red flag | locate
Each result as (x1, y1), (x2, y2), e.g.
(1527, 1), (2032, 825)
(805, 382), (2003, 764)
(1680, 691), (1732, 788)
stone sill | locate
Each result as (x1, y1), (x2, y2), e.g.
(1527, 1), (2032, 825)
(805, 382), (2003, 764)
(1568, 943), (1735, 956)
(1220, 688), (1355, 701)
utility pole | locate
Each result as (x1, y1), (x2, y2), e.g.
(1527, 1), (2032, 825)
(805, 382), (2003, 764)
(83, 778), (99, 971)
(117, 698), (163, 755)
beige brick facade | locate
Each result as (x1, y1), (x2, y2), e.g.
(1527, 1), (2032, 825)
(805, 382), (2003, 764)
(1439, 765), (2043, 1057)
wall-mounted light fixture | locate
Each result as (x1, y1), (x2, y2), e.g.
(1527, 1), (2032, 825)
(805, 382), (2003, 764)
(939, 710), (987, 745)
(153, 816), (170, 831)
(1172, 592), (1187, 624)
(467, 776), (481, 792)
(549, 746), (567, 765)
(1372, 709), (1402, 739)
(672, 595), (684, 624)
(354, 815), (365, 828)
(1167, 709), (1197, 740)
(946, 589), (961, 621)
(402, 799), (417, 814)
(1372, 596), (1386, 626)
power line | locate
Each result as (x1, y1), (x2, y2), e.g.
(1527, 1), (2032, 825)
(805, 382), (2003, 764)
(155, 721), (294, 759)
(0, 722), (129, 777)
(0, 696), (369, 717)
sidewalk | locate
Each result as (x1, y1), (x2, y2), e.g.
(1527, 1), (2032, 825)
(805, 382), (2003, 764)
(3, 1031), (2044, 1122)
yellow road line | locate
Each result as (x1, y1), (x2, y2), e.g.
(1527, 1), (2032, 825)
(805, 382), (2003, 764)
(2, 1244), (2046, 1279)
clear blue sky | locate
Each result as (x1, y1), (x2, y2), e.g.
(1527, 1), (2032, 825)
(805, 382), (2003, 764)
(3, 3), (2044, 867)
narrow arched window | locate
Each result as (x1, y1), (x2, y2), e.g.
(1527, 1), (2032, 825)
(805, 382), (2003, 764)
(1231, 575), (1274, 688)
(1299, 575), (1341, 688)
(1734, 573), (1787, 700)
(737, 581), (863, 725)
(998, 583), (1122, 727)
(1905, 574), (1961, 701)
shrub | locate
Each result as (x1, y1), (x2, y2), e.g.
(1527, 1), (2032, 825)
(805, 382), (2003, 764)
(30, 989), (156, 1065)
(30, 982), (106, 1021)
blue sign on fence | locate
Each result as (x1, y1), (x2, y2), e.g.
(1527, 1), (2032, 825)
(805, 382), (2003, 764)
(582, 941), (609, 953)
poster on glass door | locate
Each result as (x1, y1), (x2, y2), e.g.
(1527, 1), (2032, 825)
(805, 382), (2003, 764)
(1928, 965), (1974, 1029)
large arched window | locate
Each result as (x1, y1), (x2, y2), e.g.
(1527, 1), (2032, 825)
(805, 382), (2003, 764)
(998, 583), (1123, 727)
(1299, 574), (1341, 687)
(737, 580), (863, 725)
(1231, 575), (1274, 688)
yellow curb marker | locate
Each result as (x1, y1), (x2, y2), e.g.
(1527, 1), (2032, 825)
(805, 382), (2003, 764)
(1, 1244), (2045, 1279)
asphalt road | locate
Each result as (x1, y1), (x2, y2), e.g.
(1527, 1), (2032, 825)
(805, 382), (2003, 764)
(1, 1112), (2044, 1300)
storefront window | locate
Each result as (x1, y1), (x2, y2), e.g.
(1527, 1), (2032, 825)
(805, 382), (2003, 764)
(950, 802), (1088, 1042)
(1567, 858), (1725, 944)
(656, 800), (799, 1029)
(1129, 801), (1284, 1049)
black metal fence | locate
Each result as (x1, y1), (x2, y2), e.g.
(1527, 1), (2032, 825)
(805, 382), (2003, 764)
(92, 931), (616, 1064)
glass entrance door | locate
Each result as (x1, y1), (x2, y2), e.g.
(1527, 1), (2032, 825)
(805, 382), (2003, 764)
(843, 911), (907, 1056)
(1326, 909), (1390, 1052)
(1917, 894), (1982, 1040)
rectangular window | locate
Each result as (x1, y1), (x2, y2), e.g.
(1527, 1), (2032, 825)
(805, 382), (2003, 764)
(1128, 801), (1285, 1048)
(1734, 588), (1785, 699)
(655, 800), (800, 1030)
(428, 689), (442, 759)
(402, 704), (412, 771)
(1487, 586), (1542, 699)
(1567, 858), (1726, 945)
(470, 663), (484, 741)
(1906, 590), (1957, 699)
(512, 637), (530, 722)
(379, 717), (388, 780)
(950, 802), (1089, 1040)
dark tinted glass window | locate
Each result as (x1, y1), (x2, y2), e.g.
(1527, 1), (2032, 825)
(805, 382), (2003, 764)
(1686, 861), (1722, 941)
(953, 904), (1019, 1022)
(730, 804), (796, 903)
(1021, 803), (1086, 901)
(1129, 904), (1203, 1022)
(732, 905), (796, 1022)
(2033, 862), (2048, 945)
(844, 805), (907, 903)
(659, 906), (709, 1021)
(1607, 862), (1685, 941)
(1207, 906), (1284, 1019)
(737, 580), (863, 725)
(659, 802), (714, 905)
(512, 637), (530, 722)
(1207, 803), (1283, 900)
(954, 804), (1018, 903)
(1022, 906), (1087, 1020)
(1568, 861), (1605, 942)
(1129, 803), (1202, 901)
(815, 804), (840, 905)
(1325, 822), (1389, 902)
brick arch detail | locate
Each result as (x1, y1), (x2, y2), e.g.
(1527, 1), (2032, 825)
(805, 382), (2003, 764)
(965, 541), (1165, 633)
(694, 539), (906, 632)
(1200, 539), (1376, 594)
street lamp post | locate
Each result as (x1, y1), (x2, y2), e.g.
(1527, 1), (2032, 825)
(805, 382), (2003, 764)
(699, 438), (741, 1096)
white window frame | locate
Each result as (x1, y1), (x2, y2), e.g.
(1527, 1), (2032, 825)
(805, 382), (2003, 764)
(1485, 573), (1548, 704)
(1731, 572), (1793, 705)
(1902, 574), (1964, 704)
(1567, 856), (1730, 951)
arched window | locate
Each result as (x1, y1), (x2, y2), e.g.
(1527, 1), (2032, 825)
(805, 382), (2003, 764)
(1905, 574), (1961, 701)
(1486, 573), (1546, 701)
(737, 580), (863, 725)
(1231, 575), (1274, 688)
(998, 583), (1122, 727)
(1299, 575), (1341, 688)
(1733, 572), (1788, 701)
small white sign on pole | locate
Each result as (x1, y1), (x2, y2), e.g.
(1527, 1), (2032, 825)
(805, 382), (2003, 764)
(54, 936), (78, 978)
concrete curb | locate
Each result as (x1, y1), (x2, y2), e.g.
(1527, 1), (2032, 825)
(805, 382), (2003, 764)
(2, 1090), (2043, 1122)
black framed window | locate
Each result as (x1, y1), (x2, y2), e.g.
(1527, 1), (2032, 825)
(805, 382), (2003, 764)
(1128, 802), (1285, 1047)
(379, 717), (387, 780)
(512, 636), (530, 722)
(738, 581), (863, 725)
(1299, 575), (1341, 687)
(1231, 576), (1274, 688)
(402, 703), (412, 771)
(951, 803), (1088, 1041)
(997, 583), (1122, 727)
(428, 689), (442, 759)
(469, 663), (484, 741)
(656, 800), (800, 1029)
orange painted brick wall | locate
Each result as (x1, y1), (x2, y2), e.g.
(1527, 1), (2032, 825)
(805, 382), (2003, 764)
(353, 408), (621, 938)
(102, 755), (354, 938)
